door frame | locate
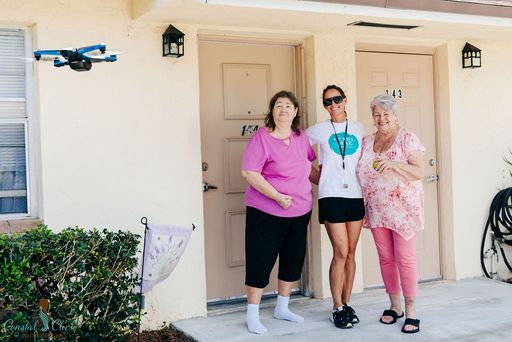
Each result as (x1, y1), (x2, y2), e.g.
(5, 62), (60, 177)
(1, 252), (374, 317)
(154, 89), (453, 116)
(197, 33), (312, 302)
(354, 41), (448, 284)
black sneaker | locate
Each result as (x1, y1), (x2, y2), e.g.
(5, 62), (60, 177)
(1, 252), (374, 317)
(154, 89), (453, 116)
(344, 304), (360, 324)
(330, 307), (353, 329)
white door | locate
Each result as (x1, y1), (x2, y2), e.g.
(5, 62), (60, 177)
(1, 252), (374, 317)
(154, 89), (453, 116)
(199, 39), (301, 301)
(356, 51), (441, 288)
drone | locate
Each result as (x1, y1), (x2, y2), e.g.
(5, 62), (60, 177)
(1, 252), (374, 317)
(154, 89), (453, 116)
(33, 43), (120, 72)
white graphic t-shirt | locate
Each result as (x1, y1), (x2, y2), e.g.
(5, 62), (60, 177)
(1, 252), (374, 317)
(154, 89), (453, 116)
(306, 119), (365, 199)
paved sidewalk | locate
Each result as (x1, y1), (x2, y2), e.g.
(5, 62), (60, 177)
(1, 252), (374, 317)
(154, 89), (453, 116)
(174, 277), (512, 341)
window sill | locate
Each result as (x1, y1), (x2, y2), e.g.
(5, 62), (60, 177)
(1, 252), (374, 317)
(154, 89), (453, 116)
(0, 218), (43, 234)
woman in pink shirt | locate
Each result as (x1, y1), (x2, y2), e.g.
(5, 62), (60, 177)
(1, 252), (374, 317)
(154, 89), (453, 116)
(241, 90), (317, 334)
(356, 94), (425, 334)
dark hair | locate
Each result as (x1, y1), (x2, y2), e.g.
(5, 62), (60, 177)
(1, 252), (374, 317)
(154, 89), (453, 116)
(322, 84), (348, 117)
(264, 90), (301, 135)
(322, 84), (346, 100)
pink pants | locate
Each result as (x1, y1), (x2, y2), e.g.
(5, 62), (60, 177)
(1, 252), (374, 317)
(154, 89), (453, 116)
(371, 227), (418, 298)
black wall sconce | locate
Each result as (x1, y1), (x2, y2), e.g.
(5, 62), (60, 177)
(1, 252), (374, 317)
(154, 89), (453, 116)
(462, 43), (481, 69)
(162, 24), (184, 58)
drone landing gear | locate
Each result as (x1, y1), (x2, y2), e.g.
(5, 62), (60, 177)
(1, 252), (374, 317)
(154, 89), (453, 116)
(69, 60), (92, 72)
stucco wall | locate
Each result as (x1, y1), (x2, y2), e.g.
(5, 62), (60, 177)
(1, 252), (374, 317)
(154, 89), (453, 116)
(0, 0), (207, 328)
(4, 0), (512, 325)
(445, 40), (512, 279)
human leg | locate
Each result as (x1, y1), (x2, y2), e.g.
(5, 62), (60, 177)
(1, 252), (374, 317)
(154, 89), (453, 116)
(246, 286), (267, 334)
(273, 280), (304, 323)
(324, 221), (349, 310)
(342, 219), (363, 305)
(392, 232), (419, 332)
(274, 211), (310, 323)
(245, 207), (287, 334)
(372, 228), (403, 323)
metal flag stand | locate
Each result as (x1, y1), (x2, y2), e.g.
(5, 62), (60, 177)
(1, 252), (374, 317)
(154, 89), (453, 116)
(137, 216), (196, 342)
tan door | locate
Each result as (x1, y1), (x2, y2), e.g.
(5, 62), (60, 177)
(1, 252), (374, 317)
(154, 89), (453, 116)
(199, 39), (300, 301)
(355, 51), (441, 288)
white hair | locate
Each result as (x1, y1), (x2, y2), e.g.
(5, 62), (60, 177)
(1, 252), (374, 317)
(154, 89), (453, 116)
(370, 94), (397, 113)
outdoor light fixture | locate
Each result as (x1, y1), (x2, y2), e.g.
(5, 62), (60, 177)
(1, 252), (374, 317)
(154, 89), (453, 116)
(462, 43), (481, 69)
(162, 24), (184, 58)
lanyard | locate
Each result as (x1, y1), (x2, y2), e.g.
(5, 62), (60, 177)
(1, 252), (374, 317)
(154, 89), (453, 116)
(330, 120), (348, 170)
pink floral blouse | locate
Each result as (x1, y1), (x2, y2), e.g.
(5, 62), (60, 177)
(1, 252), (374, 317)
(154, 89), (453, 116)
(356, 128), (426, 241)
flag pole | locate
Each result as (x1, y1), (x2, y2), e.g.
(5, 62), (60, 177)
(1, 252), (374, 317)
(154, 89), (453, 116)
(137, 216), (149, 342)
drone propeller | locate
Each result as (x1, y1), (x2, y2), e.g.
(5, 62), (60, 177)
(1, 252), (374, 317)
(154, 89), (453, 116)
(16, 55), (67, 62)
(85, 50), (126, 56)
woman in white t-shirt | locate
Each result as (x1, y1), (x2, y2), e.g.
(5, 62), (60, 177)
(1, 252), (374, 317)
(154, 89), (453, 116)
(306, 85), (365, 329)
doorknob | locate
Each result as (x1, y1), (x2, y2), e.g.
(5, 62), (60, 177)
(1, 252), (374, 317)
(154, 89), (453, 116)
(202, 182), (218, 192)
(426, 175), (439, 182)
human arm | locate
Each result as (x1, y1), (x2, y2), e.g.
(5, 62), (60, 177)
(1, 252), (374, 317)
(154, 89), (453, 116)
(309, 165), (321, 185)
(374, 150), (425, 181)
(241, 170), (293, 209)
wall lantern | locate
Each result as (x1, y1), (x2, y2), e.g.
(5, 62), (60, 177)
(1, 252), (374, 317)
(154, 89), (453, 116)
(162, 24), (184, 58)
(462, 43), (481, 69)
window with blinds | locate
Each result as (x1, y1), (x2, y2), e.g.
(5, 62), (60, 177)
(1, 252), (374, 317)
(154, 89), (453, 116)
(0, 29), (28, 215)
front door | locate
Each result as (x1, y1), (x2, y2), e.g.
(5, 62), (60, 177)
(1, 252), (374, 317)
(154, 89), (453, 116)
(199, 39), (300, 301)
(355, 51), (441, 288)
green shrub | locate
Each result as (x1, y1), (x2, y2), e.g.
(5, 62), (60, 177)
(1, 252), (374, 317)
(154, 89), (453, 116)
(0, 225), (141, 341)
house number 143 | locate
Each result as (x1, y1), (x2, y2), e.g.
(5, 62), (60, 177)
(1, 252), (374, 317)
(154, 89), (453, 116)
(385, 89), (403, 99)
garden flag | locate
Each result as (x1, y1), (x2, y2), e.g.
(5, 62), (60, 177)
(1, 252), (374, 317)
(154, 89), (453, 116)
(139, 222), (193, 293)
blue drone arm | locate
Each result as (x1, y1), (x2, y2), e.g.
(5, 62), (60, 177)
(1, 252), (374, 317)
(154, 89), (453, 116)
(33, 49), (62, 60)
(77, 43), (106, 54)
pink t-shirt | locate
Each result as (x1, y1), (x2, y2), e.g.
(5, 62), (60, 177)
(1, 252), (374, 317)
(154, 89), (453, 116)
(356, 128), (426, 241)
(242, 127), (316, 217)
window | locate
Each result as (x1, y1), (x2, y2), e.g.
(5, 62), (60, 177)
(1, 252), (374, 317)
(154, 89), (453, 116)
(0, 28), (36, 217)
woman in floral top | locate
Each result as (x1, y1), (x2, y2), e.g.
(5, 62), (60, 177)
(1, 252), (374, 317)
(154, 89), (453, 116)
(356, 94), (425, 334)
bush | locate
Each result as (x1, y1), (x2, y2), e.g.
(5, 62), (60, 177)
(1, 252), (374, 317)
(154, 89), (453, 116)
(0, 225), (141, 341)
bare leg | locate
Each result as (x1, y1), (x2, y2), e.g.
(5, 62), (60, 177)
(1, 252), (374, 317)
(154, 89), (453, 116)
(402, 296), (417, 331)
(277, 279), (294, 297)
(380, 293), (402, 323)
(274, 280), (304, 323)
(324, 221), (349, 310)
(246, 286), (267, 334)
(341, 219), (363, 304)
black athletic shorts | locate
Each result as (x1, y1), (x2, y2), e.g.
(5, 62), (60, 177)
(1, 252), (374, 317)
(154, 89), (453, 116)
(318, 197), (365, 224)
(245, 206), (311, 289)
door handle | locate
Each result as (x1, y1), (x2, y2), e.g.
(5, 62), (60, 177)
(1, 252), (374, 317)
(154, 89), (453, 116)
(426, 175), (439, 182)
(202, 182), (218, 192)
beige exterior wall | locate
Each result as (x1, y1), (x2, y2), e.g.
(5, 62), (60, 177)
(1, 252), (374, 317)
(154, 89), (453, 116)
(3, 0), (512, 324)
(0, 0), (207, 328)
(444, 40), (512, 278)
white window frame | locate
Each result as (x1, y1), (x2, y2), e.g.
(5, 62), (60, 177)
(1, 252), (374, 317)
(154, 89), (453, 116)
(0, 27), (40, 220)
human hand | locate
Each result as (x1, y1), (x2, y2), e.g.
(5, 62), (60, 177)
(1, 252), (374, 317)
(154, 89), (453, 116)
(276, 193), (293, 209)
(373, 158), (397, 173)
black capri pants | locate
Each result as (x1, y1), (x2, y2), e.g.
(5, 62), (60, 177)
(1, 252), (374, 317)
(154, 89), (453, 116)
(245, 206), (311, 289)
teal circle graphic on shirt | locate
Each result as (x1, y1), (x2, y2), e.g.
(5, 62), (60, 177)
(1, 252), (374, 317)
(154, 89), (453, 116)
(328, 133), (359, 156)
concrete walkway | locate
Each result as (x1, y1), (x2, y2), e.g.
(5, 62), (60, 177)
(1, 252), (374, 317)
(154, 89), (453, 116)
(174, 277), (512, 341)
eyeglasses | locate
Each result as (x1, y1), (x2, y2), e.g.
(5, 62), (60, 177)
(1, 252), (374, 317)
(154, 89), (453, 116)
(323, 95), (344, 107)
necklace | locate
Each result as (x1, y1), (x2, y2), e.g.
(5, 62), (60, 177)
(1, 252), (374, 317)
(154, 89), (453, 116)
(330, 120), (348, 170)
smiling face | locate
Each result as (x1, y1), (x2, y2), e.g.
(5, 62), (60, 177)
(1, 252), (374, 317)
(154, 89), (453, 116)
(272, 97), (298, 128)
(372, 105), (398, 133)
(323, 88), (347, 122)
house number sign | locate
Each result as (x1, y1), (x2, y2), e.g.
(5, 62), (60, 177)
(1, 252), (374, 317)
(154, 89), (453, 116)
(241, 125), (259, 136)
(385, 89), (403, 99)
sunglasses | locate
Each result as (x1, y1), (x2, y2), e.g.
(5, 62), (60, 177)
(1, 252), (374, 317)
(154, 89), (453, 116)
(323, 95), (344, 107)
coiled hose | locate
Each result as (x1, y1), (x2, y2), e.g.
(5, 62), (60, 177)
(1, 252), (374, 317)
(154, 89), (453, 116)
(480, 187), (512, 279)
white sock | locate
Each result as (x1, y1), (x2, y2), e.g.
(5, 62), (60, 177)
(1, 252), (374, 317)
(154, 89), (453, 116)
(273, 295), (304, 323)
(247, 304), (267, 334)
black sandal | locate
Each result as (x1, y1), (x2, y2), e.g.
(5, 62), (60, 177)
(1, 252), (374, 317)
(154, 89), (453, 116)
(401, 318), (420, 334)
(379, 309), (404, 324)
